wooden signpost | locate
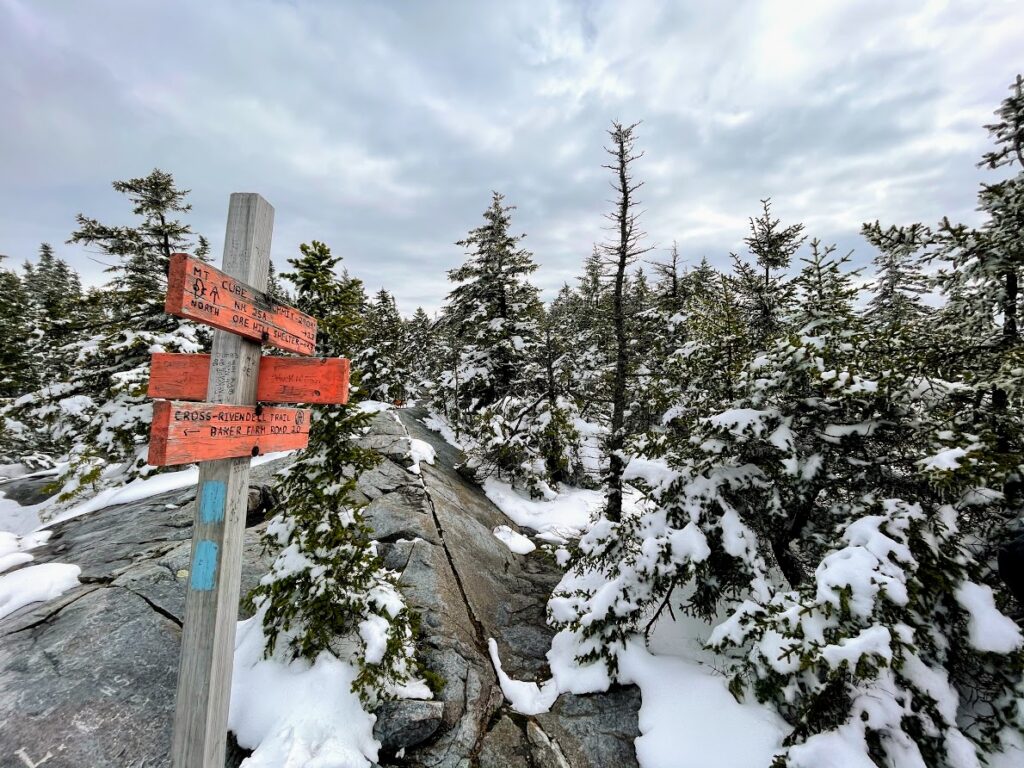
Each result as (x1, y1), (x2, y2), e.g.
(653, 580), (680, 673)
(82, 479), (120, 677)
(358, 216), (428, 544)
(147, 193), (350, 768)
(148, 353), (350, 405)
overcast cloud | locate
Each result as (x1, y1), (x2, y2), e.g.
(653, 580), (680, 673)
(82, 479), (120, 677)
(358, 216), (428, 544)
(1, 0), (1021, 313)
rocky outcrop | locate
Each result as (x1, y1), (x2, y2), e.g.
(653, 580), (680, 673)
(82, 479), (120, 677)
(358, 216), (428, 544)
(0, 409), (639, 767)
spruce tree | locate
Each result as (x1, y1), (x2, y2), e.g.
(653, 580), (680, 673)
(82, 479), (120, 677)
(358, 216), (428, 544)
(0, 255), (36, 399)
(404, 307), (435, 393)
(3, 170), (208, 502)
(731, 199), (805, 351)
(250, 240), (418, 703)
(23, 243), (86, 381)
(358, 289), (410, 404)
(434, 192), (543, 426)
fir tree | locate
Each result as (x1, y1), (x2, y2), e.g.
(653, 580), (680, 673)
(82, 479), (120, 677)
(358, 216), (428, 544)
(23, 243), (86, 381)
(404, 306), (435, 392)
(250, 240), (418, 703)
(435, 191), (543, 428)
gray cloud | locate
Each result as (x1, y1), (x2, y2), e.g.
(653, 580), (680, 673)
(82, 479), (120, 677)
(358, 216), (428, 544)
(1, 0), (1021, 313)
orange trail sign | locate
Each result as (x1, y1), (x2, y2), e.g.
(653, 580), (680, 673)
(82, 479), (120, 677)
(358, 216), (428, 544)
(148, 400), (312, 466)
(166, 253), (317, 356)
(148, 353), (350, 404)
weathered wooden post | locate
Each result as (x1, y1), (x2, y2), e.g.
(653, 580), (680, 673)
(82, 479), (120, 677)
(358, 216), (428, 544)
(144, 194), (349, 767)
(171, 193), (274, 767)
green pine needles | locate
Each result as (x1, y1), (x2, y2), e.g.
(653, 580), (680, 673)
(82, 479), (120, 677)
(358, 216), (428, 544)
(248, 240), (419, 704)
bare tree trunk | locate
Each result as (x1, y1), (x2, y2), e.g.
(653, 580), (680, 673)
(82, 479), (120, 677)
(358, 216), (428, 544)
(602, 122), (649, 522)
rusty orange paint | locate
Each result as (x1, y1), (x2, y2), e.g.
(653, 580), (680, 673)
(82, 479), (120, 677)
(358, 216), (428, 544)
(148, 400), (312, 466)
(166, 253), (317, 356)
(147, 353), (349, 404)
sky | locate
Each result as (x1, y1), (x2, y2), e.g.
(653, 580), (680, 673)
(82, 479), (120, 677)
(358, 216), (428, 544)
(1, 0), (1021, 314)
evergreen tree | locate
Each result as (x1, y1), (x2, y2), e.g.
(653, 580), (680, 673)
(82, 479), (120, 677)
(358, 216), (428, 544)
(23, 243), (86, 380)
(553, 242), (1024, 766)
(358, 289), (410, 403)
(0, 254), (35, 399)
(434, 191), (543, 428)
(861, 222), (932, 338)
(250, 240), (418, 703)
(404, 306), (435, 392)
(3, 170), (207, 504)
(731, 199), (805, 351)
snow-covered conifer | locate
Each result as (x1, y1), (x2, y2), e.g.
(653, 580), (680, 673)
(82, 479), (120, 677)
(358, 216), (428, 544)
(250, 240), (418, 703)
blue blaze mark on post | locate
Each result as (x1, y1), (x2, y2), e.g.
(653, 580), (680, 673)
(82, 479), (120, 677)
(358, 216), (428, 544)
(190, 539), (219, 591)
(199, 480), (227, 524)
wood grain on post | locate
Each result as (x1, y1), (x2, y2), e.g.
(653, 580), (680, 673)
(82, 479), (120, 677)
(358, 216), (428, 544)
(171, 194), (275, 768)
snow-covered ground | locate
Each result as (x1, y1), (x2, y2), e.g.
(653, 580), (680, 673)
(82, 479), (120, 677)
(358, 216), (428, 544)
(489, 613), (787, 768)
(230, 611), (382, 768)
(482, 478), (605, 544)
(415, 412), (789, 768)
(0, 451), (291, 628)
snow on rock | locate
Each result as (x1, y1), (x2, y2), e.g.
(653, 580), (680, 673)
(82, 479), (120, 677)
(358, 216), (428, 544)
(0, 529), (50, 574)
(0, 488), (49, 536)
(0, 562), (81, 620)
(43, 450), (292, 530)
(357, 401), (395, 414)
(487, 638), (559, 715)
(491, 525), (536, 555)
(483, 478), (603, 544)
(423, 412), (464, 449)
(407, 438), (436, 476)
(954, 582), (1023, 653)
(489, 626), (786, 768)
(229, 611), (381, 768)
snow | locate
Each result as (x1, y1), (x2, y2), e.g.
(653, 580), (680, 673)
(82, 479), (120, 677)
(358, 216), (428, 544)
(41, 450), (292, 532)
(918, 446), (970, 471)
(489, 609), (786, 768)
(487, 637), (559, 715)
(407, 438), (436, 475)
(356, 400), (394, 414)
(954, 582), (1023, 653)
(483, 478), (603, 544)
(229, 610), (381, 768)
(423, 412), (465, 449)
(358, 614), (391, 665)
(491, 525), (536, 554)
(0, 562), (81, 620)
(617, 639), (786, 768)
(0, 487), (49, 536)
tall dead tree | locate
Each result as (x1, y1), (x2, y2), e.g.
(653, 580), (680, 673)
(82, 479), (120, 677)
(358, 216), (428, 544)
(601, 121), (651, 522)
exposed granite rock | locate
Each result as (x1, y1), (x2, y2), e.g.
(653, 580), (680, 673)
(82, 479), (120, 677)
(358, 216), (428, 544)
(373, 699), (445, 753)
(0, 408), (640, 767)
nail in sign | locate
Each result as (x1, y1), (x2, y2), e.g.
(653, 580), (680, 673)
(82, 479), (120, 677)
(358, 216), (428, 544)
(148, 400), (312, 466)
(165, 253), (317, 356)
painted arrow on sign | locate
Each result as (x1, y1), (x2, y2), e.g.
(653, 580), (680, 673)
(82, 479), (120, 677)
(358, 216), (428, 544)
(148, 400), (312, 466)
(166, 253), (317, 356)
(147, 353), (349, 404)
